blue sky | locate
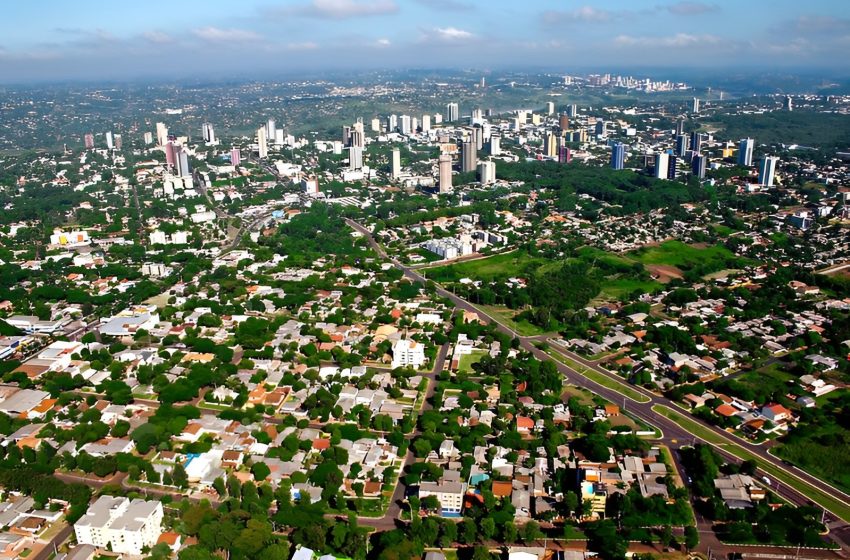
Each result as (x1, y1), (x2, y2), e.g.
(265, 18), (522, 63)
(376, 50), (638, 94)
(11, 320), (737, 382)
(1, 0), (849, 82)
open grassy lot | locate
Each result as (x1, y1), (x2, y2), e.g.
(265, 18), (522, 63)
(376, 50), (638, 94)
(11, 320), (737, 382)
(423, 250), (545, 282)
(477, 304), (548, 336)
(628, 240), (740, 274)
(598, 277), (663, 300)
(456, 349), (488, 373)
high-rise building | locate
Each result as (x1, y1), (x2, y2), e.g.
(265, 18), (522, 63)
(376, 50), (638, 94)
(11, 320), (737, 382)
(472, 125), (484, 151)
(105, 131), (114, 150)
(559, 113), (570, 131)
(257, 126), (268, 159)
(348, 146), (363, 170)
(421, 114), (431, 133)
(667, 155), (679, 180)
(675, 118), (685, 137)
(301, 176), (319, 194)
(388, 115), (398, 132)
(460, 139), (477, 173)
(84, 133), (94, 150)
(611, 143), (626, 170)
(692, 154), (707, 179)
(692, 98), (700, 113)
(738, 138), (755, 167)
(438, 154), (453, 194)
(785, 96), (793, 111)
(391, 148), (401, 179)
(114, 134), (122, 151)
(370, 118), (381, 133)
(446, 102), (459, 123)
(156, 122), (168, 147)
(478, 161), (496, 185)
(545, 102), (555, 115)
(399, 115), (412, 135)
(471, 108), (483, 121)
(202, 123), (216, 144)
(165, 141), (176, 168)
(176, 149), (191, 178)
(690, 132), (704, 154)
(595, 120), (606, 137)
(558, 146), (572, 164)
(143, 132), (153, 145)
(230, 148), (241, 166)
(434, 113), (443, 125)
(274, 129), (284, 145)
(567, 104), (578, 117)
(267, 119), (276, 140)
(544, 131), (558, 158)
(675, 134), (689, 157)
(488, 136), (501, 157)
(758, 156), (779, 186)
(655, 153), (670, 179)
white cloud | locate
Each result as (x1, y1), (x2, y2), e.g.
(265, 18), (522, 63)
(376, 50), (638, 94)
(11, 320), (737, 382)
(614, 33), (723, 47)
(541, 6), (617, 25)
(141, 31), (174, 45)
(300, 0), (398, 19)
(666, 2), (719, 16)
(431, 27), (475, 41)
(192, 27), (262, 43)
(376, 38), (391, 46)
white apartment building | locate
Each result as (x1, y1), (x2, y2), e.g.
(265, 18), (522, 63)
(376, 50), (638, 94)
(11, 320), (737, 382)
(418, 481), (467, 516)
(391, 339), (426, 370)
(74, 496), (163, 555)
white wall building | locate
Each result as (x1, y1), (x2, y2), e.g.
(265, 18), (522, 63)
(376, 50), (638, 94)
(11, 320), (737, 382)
(74, 496), (163, 555)
(392, 339), (426, 370)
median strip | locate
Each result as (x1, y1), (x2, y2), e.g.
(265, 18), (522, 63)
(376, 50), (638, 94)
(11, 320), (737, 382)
(545, 347), (652, 404)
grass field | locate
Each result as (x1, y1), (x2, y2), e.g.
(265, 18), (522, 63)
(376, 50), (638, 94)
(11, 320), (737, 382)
(547, 347), (652, 404)
(478, 304), (548, 336)
(424, 250), (544, 282)
(629, 240), (738, 272)
(653, 404), (850, 522)
(598, 277), (663, 300)
(456, 349), (487, 373)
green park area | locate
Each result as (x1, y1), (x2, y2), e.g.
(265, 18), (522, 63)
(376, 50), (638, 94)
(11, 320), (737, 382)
(653, 405), (850, 522)
(424, 250), (544, 282)
(627, 240), (745, 280)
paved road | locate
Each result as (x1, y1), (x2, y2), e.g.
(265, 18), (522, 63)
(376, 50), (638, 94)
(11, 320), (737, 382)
(346, 217), (850, 551)
(30, 523), (72, 560)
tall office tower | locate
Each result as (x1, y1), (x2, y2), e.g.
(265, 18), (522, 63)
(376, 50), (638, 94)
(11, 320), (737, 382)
(421, 114), (431, 132)
(105, 131), (114, 150)
(446, 102), (459, 122)
(176, 149), (191, 177)
(275, 129), (284, 145)
(202, 123), (216, 144)
(544, 131), (558, 158)
(675, 118), (685, 137)
(488, 135), (501, 156)
(692, 154), (707, 179)
(478, 161), (496, 185)
(610, 143), (626, 170)
(738, 138), (755, 166)
(567, 104), (578, 117)
(267, 119), (276, 140)
(460, 139), (477, 173)
(690, 131), (704, 154)
(559, 112), (570, 131)
(399, 115), (412, 135)
(655, 153), (670, 179)
(388, 115), (398, 132)
(471, 108), (483, 121)
(480, 76), (485, 88)
(371, 118), (381, 132)
(545, 101), (555, 115)
(472, 125), (484, 150)
(692, 97), (700, 113)
(675, 134), (690, 157)
(143, 132), (153, 145)
(352, 121), (365, 148)
(785, 95), (793, 111)
(114, 134), (122, 151)
(257, 126), (268, 159)
(595, 119), (606, 136)
(667, 155), (679, 180)
(156, 122), (168, 146)
(758, 156), (779, 186)
(348, 146), (363, 170)
(434, 113), (443, 125)
(391, 148), (401, 179)
(558, 146), (572, 164)
(165, 141), (177, 168)
(84, 133), (94, 150)
(342, 125), (352, 146)
(438, 154), (453, 193)
(412, 117), (419, 132)
(719, 91), (724, 101)
(230, 148), (241, 166)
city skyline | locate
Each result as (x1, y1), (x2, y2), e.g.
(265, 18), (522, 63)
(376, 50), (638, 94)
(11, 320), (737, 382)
(2, 0), (850, 82)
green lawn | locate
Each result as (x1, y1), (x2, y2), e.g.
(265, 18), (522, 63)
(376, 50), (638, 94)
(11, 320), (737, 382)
(629, 240), (738, 272)
(653, 405), (850, 522)
(598, 277), (663, 300)
(423, 250), (544, 282)
(477, 304), (548, 336)
(547, 347), (652, 404)
(456, 349), (488, 373)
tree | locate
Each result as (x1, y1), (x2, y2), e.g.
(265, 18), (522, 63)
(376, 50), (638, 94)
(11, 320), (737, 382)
(684, 525), (699, 551)
(212, 477), (226, 497)
(522, 520), (542, 542)
(479, 517), (496, 540)
(251, 461), (271, 482)
(172, 464), (188, 488)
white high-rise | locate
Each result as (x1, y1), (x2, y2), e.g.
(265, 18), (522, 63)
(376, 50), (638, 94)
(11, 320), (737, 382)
(446, 102), (459, 122)
(655, 153), (670, 179)
(399, 115), (412, 135)
(267, 119), (276, 139)
(105, 131), (114, 150)
(421, 114), (431, 132)
(257, 126), (268, 159)
(155, 122), (168, 146)
(738, 138), (755, 167)
(758, 156), (779, 187)
(478, 161), (496, 185)
(202, 122), (216, 144)
(391, 148), (401, 179)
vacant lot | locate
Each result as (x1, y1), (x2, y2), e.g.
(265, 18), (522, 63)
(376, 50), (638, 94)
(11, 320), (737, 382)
(424, 250), (544, 282)
(628, 240), (745, 279)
